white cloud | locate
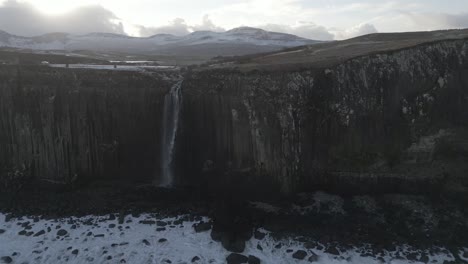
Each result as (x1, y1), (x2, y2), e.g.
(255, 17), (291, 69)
(333, 23), (378, 40)
(260, 22), (334, 41)
(0, 0), (124, 36)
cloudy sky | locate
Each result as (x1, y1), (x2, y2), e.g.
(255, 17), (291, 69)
(0, 0), (467, 40)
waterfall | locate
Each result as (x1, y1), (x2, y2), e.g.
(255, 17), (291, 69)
(159, 80), (183, 187)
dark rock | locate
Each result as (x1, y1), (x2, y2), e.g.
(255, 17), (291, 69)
(248, 255), (261, 264)
(193, 222), (211, 233)
(191, 256), (200, 262)
(286, 249), (293, 253)
(34, 230), (46, 237)
(158, 238), (168, 243)
(109, 224), (116, 228)
(325, 246), (340, 255)
(308, 253), (319, 262)
(226, 253), (248, 264)
(406, 252), (419, 262)
(25, 231), (34, 236)
(0, 256), (12, 263)
(47, 227), (51, 233)
(0, 229), (7, 234)
(72, 249), (79, 255)
(292, 250), (307, 260)
(94, 234), (105, 238)
(18, 230), (27, 236)
(256, 244), (263, 251)
(274, 243), (282, 249)
(156, 227), (166, 231)
(139, 220), (156, 225)
(57, 229), (68, 237)
(142, 239), (151, 246)
(71, 225), (77, 229)
(120, 259), (126, 263)
(254, 230), (266, 240)
(157, 221), (168, 227)
(107, 256), (112, 260)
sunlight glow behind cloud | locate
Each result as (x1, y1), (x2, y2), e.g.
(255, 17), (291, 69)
(0, 0), (467, 40)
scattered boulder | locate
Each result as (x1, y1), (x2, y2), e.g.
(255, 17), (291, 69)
(57, 229), (68, 237)
(158, 238), (168, 243)
(254, 230), (266, 240)
(256, 244), (263, 251)
(34, 230), (46, 237)
(325, 246), (340, 255)
(0, 229), (5, 235)
(142, 239), (151, 246)
(286, 249), (293, 253)
(248, 255), (261, 264)
(0, 256), (12, 264)
(157, 221), (168, 227)
(292, 250), (308, 260)
(191, 256), (200, 262)
(308, 252), (319, 262)
(139, 220), (156, 225)
(194, 222), (211, 233)
(226, 253), (248, 264)
(156, 228), (166, 232)
(94, 234), (105, 238)
(72, 249), (79, 255)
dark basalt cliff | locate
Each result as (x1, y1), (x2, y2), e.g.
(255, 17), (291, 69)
(0, 66), (179, 184)
(1, 38), (468, 195)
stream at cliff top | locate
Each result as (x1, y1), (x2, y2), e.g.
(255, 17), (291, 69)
(159, 80), (183, 187)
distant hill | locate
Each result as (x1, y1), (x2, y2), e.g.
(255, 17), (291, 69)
(0, 27), (319, 58)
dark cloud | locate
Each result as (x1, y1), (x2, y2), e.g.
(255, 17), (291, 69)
(0, 0), (124, 36)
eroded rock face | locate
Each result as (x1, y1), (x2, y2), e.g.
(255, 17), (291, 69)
(1, 39), (468, 195)
(0, 66), (179, 186)
(178, 39), (468, 194)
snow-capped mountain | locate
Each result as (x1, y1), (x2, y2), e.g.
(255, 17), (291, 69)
(0, 27), (317, 57)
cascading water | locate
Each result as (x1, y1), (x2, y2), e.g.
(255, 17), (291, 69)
(159, 80), (183, 187)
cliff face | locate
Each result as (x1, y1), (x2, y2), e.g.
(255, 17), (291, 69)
(1, 39), (468, 194)
(0, 66), (179, 184)
(179, 39), (468, 193)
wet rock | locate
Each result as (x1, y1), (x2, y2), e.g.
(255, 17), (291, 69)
(57, 229), (68, 237)
(34, 230), (46, 237)
(191, 256), (200, 262)
(0, 256), (12, 264)
(254, 230), (266, 240)
(226, 253), (248, 264)
(292, 250), (307, 260)
(248, 255), (261, 264)
(193, 221), (211, 233)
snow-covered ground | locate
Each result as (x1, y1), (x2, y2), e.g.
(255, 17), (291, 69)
(0, 213), (461, 264)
